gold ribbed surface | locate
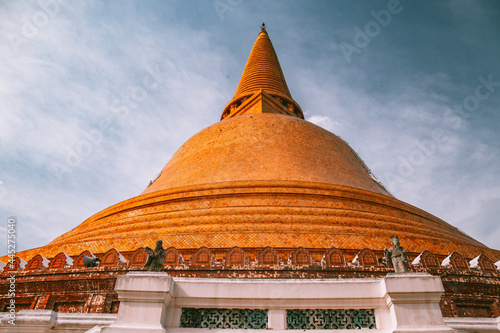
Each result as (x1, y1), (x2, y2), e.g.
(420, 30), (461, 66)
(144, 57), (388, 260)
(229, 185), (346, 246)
(142, 114), (390, 196)
(13, 181), (500, 262)
(233, 29), (292, 99)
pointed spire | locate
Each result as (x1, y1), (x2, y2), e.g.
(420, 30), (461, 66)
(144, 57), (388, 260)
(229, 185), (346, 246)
(234, 25), (291, 100)
(221, 25), (303, 120)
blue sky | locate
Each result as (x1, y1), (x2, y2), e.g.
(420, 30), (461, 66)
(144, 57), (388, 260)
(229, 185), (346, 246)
(1, 0), (499, 257)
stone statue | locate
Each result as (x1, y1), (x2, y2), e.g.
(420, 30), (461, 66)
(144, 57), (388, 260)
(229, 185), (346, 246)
(384, 235), (409, 273)
(144, 240), (166, 272)
(83, 255), (101, 268)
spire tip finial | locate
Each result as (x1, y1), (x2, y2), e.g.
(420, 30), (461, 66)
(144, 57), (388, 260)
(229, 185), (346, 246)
(261, 22), (266, 32)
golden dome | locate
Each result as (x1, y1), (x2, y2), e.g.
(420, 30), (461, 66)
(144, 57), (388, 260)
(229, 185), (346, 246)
(142, 114), (389, 196)
(11, 26), (500, 263)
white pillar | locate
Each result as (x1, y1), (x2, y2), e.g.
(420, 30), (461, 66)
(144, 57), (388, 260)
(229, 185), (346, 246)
(267, 309), (286, 330)
(382, 272), (455, 333)
(101, 271), (173, 333)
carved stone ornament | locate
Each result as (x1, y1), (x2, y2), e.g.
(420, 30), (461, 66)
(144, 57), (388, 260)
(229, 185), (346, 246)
(383, 235), (409, 273)
(83, 255), (101, 268)
(144, 240), (167, 272)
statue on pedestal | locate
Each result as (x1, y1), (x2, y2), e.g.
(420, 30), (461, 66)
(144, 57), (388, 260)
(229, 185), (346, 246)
(144, 240), (166, 272)
(384, 235), (409, 273)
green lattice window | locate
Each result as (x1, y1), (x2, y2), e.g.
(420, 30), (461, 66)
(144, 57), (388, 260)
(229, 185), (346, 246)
(180, 308), (268, 329)
(286, 309), (376, 330)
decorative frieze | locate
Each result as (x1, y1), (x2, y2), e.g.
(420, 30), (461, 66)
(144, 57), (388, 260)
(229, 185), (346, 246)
(180, 308), (268, 329)
(286, 309), (376, 330)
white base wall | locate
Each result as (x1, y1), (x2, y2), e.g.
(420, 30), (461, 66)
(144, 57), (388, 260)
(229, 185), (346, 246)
(1, 272), (498, 332)
(0, 310), (116, 332)
(444, 317), (500, 333)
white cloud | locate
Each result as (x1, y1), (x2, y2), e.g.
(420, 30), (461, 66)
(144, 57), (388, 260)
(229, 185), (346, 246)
(307, 115), (342, 133)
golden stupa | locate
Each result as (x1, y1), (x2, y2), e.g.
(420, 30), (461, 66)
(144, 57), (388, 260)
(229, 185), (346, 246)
(16, 26), (500, 262)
